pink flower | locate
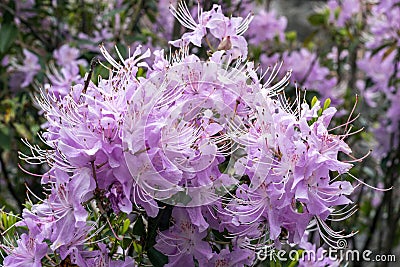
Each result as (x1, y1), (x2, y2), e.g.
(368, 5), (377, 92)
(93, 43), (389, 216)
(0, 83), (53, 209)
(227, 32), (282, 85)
(10, 49), (41, 88)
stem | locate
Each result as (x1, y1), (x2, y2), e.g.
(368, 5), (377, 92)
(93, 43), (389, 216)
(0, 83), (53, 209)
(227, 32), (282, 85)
(130, 0), (144, 33)
(80, 0), (88, 34)
(266, 0), (272, 11)
(361, 195), (383, 252)
(82, 57), (98, 95)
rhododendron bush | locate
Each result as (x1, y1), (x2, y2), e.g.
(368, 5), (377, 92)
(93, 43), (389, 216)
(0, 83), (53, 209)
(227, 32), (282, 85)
(0, 1), (399, 266)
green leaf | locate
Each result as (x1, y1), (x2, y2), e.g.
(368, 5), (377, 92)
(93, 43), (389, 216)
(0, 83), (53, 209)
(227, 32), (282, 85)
(137, 67), (145, 78)
(13, 123), (32, 140)
(79, 64), (87, 77)
(147, 247), (168, 267)
(285, 31), (297, 42)
(102, 7), (126, 20)
(0, 24), (18, 54)
(0, 125), (11, 150)
(2, 2), (15, 24)
(121, 218), (130, 235)
(132, 216), (145, 236)
(311, 96), (318, 107)
(287, 250), (304, 267)
(115, 43), (128, 59)
(308, 14), (327, 26)
(1, 211), (7, 228)
(133, 241), (143, 254)
(270, 259), (282, 267)
(121, 237), (132, 250)
(303, 30), (318, 48)
(323, 98), (331, 110)
(338, 28), (348, 36)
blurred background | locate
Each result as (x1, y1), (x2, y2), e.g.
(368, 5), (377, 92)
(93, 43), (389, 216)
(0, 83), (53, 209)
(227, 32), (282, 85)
(0, 0), (399, 266)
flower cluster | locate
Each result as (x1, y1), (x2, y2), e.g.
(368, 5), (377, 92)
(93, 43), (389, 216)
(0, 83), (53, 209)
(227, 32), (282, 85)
(5, 44), (86, 96)
(262, 49), (340, 104)
(245, 4), (342, 106)
(355, 0), (400, 158)
(2, 2), (369, 267)
(169, 2), (253, 58)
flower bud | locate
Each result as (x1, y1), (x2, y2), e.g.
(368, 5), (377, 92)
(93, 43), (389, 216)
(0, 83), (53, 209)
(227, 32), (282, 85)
(217, 36), (232, 51)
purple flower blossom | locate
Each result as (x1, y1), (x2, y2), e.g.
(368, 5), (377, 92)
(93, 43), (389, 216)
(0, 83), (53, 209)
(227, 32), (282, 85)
(263, 49), (340, 104)
(3, 233), (48, 267)
(9, 49), (41, 88)
(169, 2), (214, 47)
(155, 208), (213, 266)
(45, 64), (84, 97)
(327, 0), (361, 27)
(357, 48), (400, 158)
(13, 0), (36, 26)
(84, 243), (136, 267)
(247, 10), (287, 44)
(169, 2), (253, 58)
(53, 44), (87, 70)
(365, 0), (400, 49)
(209, 247), (254, 267)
